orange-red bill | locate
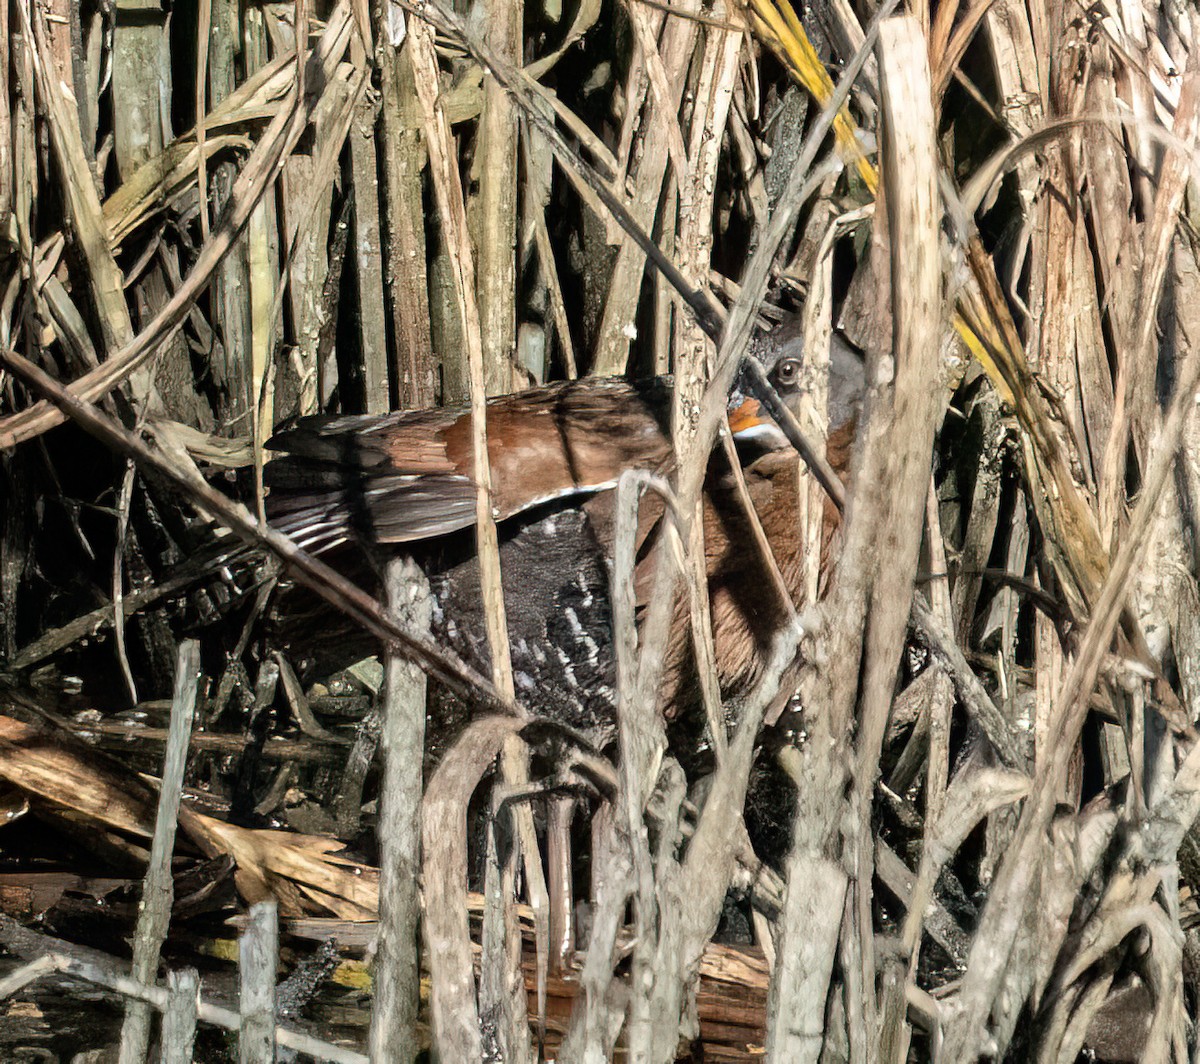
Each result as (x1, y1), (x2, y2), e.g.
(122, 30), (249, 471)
(726, 396), (768, 435)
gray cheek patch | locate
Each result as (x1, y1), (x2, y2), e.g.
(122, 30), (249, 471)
(828, 333), (867, 429)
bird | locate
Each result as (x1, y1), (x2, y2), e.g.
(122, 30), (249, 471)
(261, 327), (864, 740)
(259, 326), (864, 968)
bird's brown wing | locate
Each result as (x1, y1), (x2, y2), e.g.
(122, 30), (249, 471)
(437, 377), (675, 521)
(266, 377), (676, 547)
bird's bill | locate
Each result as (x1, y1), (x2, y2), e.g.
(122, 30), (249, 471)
(727, 394), (794, 449)
(726, 395), (765, 434)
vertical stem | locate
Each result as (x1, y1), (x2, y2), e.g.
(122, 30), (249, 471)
(377, 33), (436, 407)
(349, 79), (391, 413)
(238, 901), (279, 1064)
(118, 639), (200, 1064)
(209, 0), (252, 421)
(160, 968), (200, 1064)
(369, 558), (430, 1063)
(474, 0), (522, 395)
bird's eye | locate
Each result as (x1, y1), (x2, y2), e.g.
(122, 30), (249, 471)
(774, 358), (801, 387)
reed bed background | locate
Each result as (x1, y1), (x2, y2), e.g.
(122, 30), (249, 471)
(0, 0), (1199, 1060)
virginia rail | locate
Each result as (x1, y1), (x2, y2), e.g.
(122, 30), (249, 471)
(262, 327), (863, 737)
(261, 325), (862, 968)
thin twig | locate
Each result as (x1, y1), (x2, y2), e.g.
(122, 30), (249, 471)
(117, 639), (201, 1064)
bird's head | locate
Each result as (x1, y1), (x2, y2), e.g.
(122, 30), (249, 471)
(727, 324), (866, 451)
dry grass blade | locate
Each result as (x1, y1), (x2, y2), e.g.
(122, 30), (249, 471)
(0, 2), (11, 243)
(771, 16), (943, 1062)
(1099, 67), (1200, 539)
(0, 714), (378, 919)
(610, 468), (674, 1058)
(409, 12), (542, 1056)
(196, 0), (213, 242)
(474, 0), (520, 398)
(0, 2), (356, 449)
(942, 279), (1200, 1061)
(18, 1), (134, 357)
(408, 3), (513, 701)
(421, 715), (526, 1064)
(117, 640), (201, 1064)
